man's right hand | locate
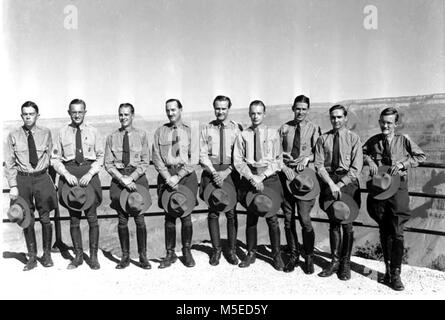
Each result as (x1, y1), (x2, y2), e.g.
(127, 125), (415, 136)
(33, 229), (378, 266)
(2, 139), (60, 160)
(329, 182), (341, 200)
(212, 171), (224, 187)
(64, 173), (78, 186)
(282, 166), (295, 181)
(368, 161), (378, 176)
(9, 186), (19, 200)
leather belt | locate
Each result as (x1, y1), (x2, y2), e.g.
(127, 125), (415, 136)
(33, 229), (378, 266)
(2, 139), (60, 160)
(64, 160), (93, 167)
(17, 169), (47, 177)
(118, 166), (136, 174)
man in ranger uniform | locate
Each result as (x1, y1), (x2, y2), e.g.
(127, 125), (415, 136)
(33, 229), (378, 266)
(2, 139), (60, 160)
(153, 99), (198, 269)
(5, 101), (58, 271)
(363, 107), (426, 291)
(233, 100), (285, 271)
(104, 103), (152, 270)
(279, 95), (322, 274)
(52, 99), (104, 270)
(199, 95), (242, 266)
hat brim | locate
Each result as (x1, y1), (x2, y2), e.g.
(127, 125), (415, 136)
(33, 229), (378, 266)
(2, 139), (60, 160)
(324, 193), (359, 224)
(9, 196), (32, 229)
(367, 166), (401, 200)
(120, 184), (152, 215)
(203, 180), (237, 213)
(285, 167), (320, 200)
(245, 187), (281, 218)
(61, 184), (96, 211)
(161, 184), (196, 218)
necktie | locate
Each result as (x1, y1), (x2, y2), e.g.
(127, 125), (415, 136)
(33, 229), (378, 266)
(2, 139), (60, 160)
(254, 127), (261, 162)
(331, 131), (340, 171)
(75, 127), (84, 164)
(291, 122), (301, 159)
(122, 130), (130, 166)
(383, 137), (391, 165)
(219, 123), (224, 164)
(171, 126), (180, 157)
(27, 130), (38, 168)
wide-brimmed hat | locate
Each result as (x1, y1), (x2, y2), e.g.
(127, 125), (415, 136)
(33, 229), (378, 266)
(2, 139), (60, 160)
(203, 181), (237, 213)
(323, 193), (359, 224)
(367, 165), (401, 200)
(286, 167), (320, 200)
(61, 184), (95, 211)
(161, 185), (196, 218)
(7, 196), (32, 229)
(120, 184), (152, 215)
(245, 187), (281, 218)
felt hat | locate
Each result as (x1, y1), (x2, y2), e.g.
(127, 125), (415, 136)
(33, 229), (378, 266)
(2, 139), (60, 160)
(7, 196), (32, 229)
(245, 187), (281, 218)
(367, 165), (401, 200)
(286, 167), (320, 200)
(61, 184), (95, 211)
(323, 193), (360, 224)
(203, 181), (237, 213)
(161, 184), (196, 218)
(120, 184), (152, 215)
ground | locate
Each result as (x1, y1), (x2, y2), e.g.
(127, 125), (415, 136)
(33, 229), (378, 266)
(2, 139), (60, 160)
(1, 241), (444, 300)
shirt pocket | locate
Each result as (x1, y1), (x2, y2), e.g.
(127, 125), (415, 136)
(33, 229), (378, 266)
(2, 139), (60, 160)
(130, 140), (143, 163)
(13, 140), (28, 159)
(62, 142), (75, 158)
(159, 137), (171, 160)
(36, 145), (49, 159)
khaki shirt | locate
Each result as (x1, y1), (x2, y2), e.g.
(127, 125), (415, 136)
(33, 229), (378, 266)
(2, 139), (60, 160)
(199, 119), (242, 172)
(314, 127), (363, 186)
(279, 119), (321, 164)
(51, 123), (104, 177)
(104, 127), (150, 181)
(362, 133), (426, 176)
(233, 125), (283, 180)
(152, 121), (194, 180)
(5, 125), (53, 187)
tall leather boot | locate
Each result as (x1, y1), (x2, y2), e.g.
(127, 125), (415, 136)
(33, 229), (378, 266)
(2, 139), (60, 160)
(159, 223), (177, 269)
(318, 228), (341, 277)
(116, 226), (130, 269)
(226, 212), (238, 265)
(182, 222), (195, 267)
(270, 225), (284, 271)
(283, 227), (299, 273)
(390, 239), (405, 291)
(380, 232), (392, 284)
(23, 226), (38, 271)
(239, 221), (257, 268)
(137, 226), (151, 270)
(67, 226), (84, 269)
(41, 223), (54, 267)
(208, 215), (222, 266)
(338, 231), (354, 280)
(89, 225), (100, 270)
(302, 229), (315, 274)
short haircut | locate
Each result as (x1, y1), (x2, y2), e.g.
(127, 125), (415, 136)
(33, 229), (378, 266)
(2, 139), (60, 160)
(329, 104), (347, 117)
(21, 101), (39, 114)
(293, 95), (310, 109)
(213, 95), (232, 109)
(380, 107), (399, 123)
(249, 100), (266, 113)
(119, 103), (134, 114)
(166, 98), (183, 109)
(69, 99), (86, 109)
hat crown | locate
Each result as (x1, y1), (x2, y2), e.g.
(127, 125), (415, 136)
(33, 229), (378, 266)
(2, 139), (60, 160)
(170, 193), (188, 213)
(372, 173), (392, 191)
(68, 187), (87, 208)
(253, 194), (273, 213)
(127, 192), (144, 211)
(293, 174), (314, 193)
(332, 201), (351, 221)
(210, 189), (230, 206)
(7, 204), (24, 222)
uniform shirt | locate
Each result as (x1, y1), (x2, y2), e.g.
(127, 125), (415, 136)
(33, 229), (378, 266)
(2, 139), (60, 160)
(233, 125), (283, 180)
(104, 127), (150, 181)
(314, 127), (363, 186)
(51, 123), (104, 177)
(5, 125), (53, 187)
(152, 121), (194, 180)
(199, 119), (242, 173)
(279, 119), (321, 163)
(362, 133), (426, 176)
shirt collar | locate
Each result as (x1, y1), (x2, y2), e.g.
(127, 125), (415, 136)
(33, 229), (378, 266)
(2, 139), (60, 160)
(119, 126), (135, 133)
(22, 125), (37, 135)
(69, 122), (86, 130)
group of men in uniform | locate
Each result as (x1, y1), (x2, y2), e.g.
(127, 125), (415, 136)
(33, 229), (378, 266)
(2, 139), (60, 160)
(5, 95), (426, 292)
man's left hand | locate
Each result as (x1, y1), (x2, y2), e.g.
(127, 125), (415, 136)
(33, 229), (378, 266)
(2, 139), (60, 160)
(167, 175), (180, 189)
(389, 162), (404, 176)
(79, 172), (93, 187)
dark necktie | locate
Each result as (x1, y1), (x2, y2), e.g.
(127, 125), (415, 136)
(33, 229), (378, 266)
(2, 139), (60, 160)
(254, 127), (261, 162)
(291, 122), (301, 159)
(75, 127), (84, 164)
(122, 130), (130, 166)
(27, 130), (38, 168)
(383, 137), (391, 165)
(331, 131), (340, 171)
(219, 123), (224, 164)
(171, 126), (180, 157)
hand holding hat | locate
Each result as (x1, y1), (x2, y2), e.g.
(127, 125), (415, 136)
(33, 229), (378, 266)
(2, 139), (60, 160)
(120, 184), (152, 215)
(367, 165), (400, 200)
(286, 167), (320, 200)
(7, 196), (32, 229)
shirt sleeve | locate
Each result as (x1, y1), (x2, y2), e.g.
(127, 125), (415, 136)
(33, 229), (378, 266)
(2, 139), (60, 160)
(104, 134), (123, 180)
(264, 130), (283, 177)
(401, 135), (426, 169)
(88, 128), (104, 177)
(309, 125), (322, 162)
(152, 127), (171, 181)
(50, 129), (69, 177)
(4, 133), (18, 187)
(233, 132), (254, 180)
(199, 125), (216, 173)
(177, 128), (195, 179)
(130, 130), (150, 181)
(314, 135), (332, 184)
(340, 134), (363, 186)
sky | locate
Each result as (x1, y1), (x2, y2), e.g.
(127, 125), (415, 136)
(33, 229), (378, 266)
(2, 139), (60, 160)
(2, 0), (444, 121)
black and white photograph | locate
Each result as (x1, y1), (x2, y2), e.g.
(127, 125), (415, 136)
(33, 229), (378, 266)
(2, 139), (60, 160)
(1, 0), (444, 302)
